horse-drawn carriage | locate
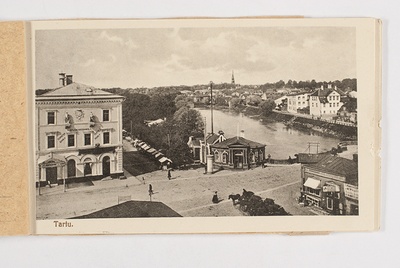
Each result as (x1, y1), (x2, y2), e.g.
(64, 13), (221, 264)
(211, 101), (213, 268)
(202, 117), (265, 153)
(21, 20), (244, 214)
(229, 189), (290, 216)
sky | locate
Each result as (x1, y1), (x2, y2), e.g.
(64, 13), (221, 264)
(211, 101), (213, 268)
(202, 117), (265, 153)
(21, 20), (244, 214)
(35, 27), (356, 89)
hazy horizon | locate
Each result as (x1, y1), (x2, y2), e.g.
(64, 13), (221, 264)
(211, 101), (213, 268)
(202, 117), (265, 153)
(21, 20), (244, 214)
(35, 27), (356, 89)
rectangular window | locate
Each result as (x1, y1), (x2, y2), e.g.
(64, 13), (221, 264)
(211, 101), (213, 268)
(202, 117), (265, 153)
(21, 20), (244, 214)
(103, 110), (110, 122)
(47, 111), (55, 125)
(329, 103), (332, 107)
(47, 135), (55, 149)
(103, 132), (110, 144)
(67, 134), (75, 147)
(84, 133), (91, 146)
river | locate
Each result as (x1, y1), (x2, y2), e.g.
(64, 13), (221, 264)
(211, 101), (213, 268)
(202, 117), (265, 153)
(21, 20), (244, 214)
(197, 108), (341, 159)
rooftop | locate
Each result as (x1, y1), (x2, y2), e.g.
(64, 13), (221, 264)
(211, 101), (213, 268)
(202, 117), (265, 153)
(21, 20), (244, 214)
(211, 136), (265, 149)
(307, 154), (358, 177)
(72, 200), (182, 219)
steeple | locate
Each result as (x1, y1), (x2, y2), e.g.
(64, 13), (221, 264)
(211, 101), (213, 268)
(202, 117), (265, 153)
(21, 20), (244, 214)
(231, 70), (235, 85)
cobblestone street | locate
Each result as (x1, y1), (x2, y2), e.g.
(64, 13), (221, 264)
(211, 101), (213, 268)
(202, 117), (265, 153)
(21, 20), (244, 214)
(37, 164), (316, 219)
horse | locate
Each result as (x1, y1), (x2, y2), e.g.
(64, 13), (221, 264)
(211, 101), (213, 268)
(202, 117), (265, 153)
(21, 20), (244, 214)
(228, 194), (241, 205)
(242, 189), (255, 200)
(263, 198), (275, 206)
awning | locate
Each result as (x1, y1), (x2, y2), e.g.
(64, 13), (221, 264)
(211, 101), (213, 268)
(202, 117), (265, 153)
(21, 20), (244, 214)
(158, 157), (172, 163)
(142, 145), (151, 150)
(304, 178), (321, 189)
(147, 148), (156, 153)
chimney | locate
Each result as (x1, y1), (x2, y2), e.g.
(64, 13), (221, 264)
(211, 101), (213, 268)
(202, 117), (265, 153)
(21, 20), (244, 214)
(59, 73), (66, 86)
(66, 74), (73, 85)
(240, 130), (245, 138)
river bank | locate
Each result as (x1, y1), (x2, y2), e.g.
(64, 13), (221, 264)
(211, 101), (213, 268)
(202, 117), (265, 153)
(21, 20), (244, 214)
(207, 105), (357, 140)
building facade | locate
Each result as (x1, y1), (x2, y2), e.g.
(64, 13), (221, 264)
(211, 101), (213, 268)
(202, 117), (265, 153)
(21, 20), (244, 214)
(187, 131), (226, 164)
(300, 155), (358, 215)
(287, 92), (310, 114)
(309, 85), (344, 118)
(35, 75), (125, 185)
(210, 136), (266, 169)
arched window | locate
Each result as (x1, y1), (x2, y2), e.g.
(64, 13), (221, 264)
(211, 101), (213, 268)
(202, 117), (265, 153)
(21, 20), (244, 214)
(249, 152), (255, 163)
(222, 152), (228, 164)
(214, 151), (219, 162)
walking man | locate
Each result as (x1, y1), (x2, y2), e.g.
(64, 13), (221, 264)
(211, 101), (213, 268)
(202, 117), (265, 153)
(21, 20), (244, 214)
(148, 184), (153, 195)
(167, 169), (171, 180)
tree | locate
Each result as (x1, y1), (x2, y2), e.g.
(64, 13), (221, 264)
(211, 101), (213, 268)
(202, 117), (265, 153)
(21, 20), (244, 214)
(230, 97), (242, 109)
(260, 100), (276, 116)
(286, 79), (293, 88)
(246, 95), (262, 106)
(275, 80), (285, 89)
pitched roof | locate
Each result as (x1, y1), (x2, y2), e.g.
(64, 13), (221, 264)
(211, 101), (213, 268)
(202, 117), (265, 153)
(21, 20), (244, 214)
(211, 136), (265, 149)
(287, 91), (311, 97)
(73, 200), (182, 218)
(307, 155), (358, 177)
(206, 133), (220, 144)
(41, 82), (111, 96)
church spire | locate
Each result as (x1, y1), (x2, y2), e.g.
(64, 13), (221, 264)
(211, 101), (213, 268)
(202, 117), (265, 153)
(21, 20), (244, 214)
(231, 70), (235, 85)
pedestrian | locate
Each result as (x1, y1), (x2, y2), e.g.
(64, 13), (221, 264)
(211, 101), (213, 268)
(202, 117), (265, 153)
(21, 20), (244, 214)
(148, 184), (153, 194)
(167, 169), (171, 180)
(212, 191), (219, 204)
(142, 177), (145, 184)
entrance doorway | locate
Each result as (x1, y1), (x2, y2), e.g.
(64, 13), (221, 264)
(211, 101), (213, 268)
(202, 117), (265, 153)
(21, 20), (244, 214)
(234, 154), (243, 169)
(46, 166), (58, 184)
(67, 159), (76, 178)
(84, 163), (92, 176)
(102, 156), (110, 176)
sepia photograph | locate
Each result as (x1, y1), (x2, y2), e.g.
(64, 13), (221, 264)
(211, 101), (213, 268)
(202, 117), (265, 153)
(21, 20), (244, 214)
(34, 22), (359, 221)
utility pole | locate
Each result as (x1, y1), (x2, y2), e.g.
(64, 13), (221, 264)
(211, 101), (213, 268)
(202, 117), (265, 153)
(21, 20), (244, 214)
(210, 81), (214, 134)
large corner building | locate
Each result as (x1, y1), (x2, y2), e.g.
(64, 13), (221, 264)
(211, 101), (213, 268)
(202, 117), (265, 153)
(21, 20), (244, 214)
(35, 74), (125, 185)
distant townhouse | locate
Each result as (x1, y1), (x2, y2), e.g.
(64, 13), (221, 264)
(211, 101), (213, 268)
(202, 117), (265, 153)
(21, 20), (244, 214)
(309, 84), (345, 118)
(35, 74), (125, 186)
(287, 92), (311, 114)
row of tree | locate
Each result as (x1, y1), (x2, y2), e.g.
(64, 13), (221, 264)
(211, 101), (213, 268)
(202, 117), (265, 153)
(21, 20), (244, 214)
(260, 78), (357, 91)
(116, 90), (204, 166)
